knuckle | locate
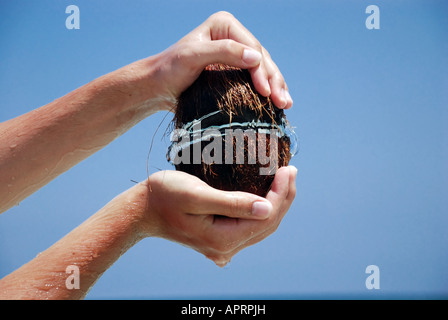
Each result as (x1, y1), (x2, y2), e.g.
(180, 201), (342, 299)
(210, 11), (235, 23)
(173, 43), (200, 73)
(288, 184), (297, 202)
(229, 195), (244, 216)
(261, 46), (271, 59)
(181, 185), (202, 210)
(220, 39), (236, 54)
(258, 212), (281, 234)
(270, 220), (281, 234)
(270, 69), (285, 86)
(175, 43), (194, 62)
(271, 212), (284, 232)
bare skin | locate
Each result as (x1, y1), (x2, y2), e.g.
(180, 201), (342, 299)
(0, 12), (296, 300)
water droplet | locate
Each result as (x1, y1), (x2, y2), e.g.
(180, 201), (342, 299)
(284, 121), (299, 157)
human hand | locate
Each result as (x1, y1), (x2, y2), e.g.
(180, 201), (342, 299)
(132, 166), (297, 267)
(146, 11), (293, 111)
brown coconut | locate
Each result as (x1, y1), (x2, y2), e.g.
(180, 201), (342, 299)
(167, 64), (292, 197)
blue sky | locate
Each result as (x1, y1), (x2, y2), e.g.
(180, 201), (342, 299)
(0, 0), (447, 299)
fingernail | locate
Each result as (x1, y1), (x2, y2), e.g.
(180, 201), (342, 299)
(242, 49), (262, 65)
(285, 90), (293, 106)
(252, 201), (272, 219)
(290, 166), (298, 178)
(264, 78), (271, 96)
(280, 88), (287, 108)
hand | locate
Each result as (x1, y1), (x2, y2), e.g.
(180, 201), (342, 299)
(149, 11), (293, 111)
(133, 166), (297, 267)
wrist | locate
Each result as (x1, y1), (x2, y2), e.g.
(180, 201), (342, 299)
(122, 180), (158, 239)
(113, 55), (177, 114)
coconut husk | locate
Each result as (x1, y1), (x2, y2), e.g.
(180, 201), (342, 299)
(167, 64), (292, 197)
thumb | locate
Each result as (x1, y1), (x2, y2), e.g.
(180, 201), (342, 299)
(190, 187), (273, 220)
(185, 39), (262, 71)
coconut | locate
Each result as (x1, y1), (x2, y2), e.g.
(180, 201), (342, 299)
(167, 64), (295, 197)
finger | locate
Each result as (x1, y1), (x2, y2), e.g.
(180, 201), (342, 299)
(265, 165), (294, 207)
(201, 166), (297, 265)
(269, 165), (297, 224)
(204, 11), (261, 49)
(187, 186), (273, 220)
(284, 86), (294, 110)
(261, 48), (293, 109)
(212, 166), (298, 261)
(193, 12), (293, 104)
(202, 12), (272, 97)
(249, 63), (271, 97)
(286, 165), (298, 203)
(209, 166), (297, 244)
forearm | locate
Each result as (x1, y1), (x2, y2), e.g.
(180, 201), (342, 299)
(0, 56), (173, 213)
(0, 183), (149, 300)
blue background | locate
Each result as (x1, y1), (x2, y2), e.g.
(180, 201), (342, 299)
(0, 0), (447, 299)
